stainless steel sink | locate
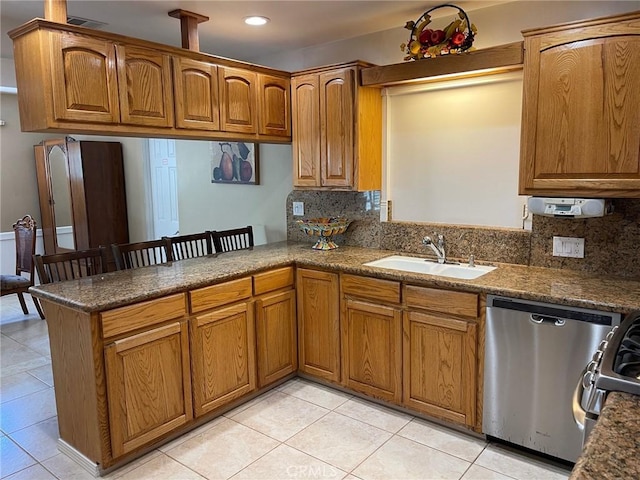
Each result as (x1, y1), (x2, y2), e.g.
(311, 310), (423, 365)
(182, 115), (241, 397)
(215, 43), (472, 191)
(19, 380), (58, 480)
(363, 255), (496, 280)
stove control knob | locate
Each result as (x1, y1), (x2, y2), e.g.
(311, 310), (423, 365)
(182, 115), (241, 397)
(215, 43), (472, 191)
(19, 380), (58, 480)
(606, 328), (616, 341)
(592, 350), (603, 363)
(599, 340), (608, 351)
(582, 370), (595, 389)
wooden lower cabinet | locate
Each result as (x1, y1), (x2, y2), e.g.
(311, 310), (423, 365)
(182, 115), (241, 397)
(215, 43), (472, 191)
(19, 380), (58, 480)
(403, 286), (479, 428)
(255, 289), (297, 387)
(296, 268), (341, 382)
(340, 273), (402, 402)
(104, 320), (193, 458)
(342, 298), (402, 402)
(190, 302), (257, 417)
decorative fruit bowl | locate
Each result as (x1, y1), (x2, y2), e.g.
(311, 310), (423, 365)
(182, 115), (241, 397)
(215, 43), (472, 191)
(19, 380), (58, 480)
(297, 217), (352, 250)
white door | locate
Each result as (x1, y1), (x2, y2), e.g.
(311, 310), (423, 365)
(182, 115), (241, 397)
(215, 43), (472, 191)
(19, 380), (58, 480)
(149, 139), (179, 238)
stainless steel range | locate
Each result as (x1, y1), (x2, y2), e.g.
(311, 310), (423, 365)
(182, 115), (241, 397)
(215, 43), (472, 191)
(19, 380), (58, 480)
(573, 310), (640, 445)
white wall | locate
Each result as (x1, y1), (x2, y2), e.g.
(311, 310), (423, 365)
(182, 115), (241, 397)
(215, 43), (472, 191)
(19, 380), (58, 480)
(175, 141), (292, 243)
(386, 72), (525, 228)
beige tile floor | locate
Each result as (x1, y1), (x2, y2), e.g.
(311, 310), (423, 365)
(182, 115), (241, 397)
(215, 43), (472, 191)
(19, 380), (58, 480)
(0, 294), (572, 480)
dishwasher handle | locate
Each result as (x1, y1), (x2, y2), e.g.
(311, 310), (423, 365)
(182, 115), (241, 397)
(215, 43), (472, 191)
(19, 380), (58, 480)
(530, 314), (566, 327)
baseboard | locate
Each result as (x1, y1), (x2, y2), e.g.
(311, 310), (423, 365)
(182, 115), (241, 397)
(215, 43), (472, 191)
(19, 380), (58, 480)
(57, 438), (102, 477)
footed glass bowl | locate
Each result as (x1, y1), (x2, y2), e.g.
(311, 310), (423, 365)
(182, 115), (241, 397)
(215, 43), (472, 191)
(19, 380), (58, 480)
(297, 217), (352, 250)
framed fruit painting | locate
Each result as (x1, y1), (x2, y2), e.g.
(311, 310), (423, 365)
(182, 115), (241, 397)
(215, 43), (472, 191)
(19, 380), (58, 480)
(211, 141), (259, 185)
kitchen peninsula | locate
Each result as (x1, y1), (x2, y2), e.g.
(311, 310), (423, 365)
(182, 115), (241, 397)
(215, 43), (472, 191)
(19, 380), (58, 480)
(30, 242), (640, 475)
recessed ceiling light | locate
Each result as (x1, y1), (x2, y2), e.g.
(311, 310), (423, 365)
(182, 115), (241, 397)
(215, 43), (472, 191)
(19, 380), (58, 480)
(244, 16), (269, 26)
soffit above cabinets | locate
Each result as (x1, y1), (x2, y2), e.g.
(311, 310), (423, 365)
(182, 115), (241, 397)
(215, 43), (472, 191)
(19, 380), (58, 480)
(360, 41), (524, 87)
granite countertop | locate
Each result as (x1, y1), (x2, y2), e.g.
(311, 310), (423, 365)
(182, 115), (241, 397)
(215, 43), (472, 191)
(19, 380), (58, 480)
(571, 392), (640, 479)
(30, 241), (640, 313)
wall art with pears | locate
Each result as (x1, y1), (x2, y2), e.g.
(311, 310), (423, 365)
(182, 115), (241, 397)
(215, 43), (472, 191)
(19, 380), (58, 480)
(211, 141), (259, 185)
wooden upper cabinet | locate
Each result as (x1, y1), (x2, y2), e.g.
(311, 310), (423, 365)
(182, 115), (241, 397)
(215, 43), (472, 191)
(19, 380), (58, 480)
(50, 32), (120, 124)
(291, 61), (382, 191)
(320, 69), (354, 188)
(258, 74), (291, 137)
(519, 12), (640, 198)
(291, 74), (321, 186)
(172, 57), (220, 131)
(116, 45), (174, 128)
(10, 21), (291, 141)
(219, 66), (258, 134)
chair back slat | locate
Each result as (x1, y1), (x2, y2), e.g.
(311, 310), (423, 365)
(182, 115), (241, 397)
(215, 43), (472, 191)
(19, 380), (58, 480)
(164, 232), (213, 261)
(112, 239), (173, 270)
(212, 226), (254, 253)
(34, 247), (108, 284)
(14, 215), (37, 276)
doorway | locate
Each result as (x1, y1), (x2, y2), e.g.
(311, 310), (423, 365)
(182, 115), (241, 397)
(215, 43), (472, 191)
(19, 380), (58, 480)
(148, 138), (179, 239)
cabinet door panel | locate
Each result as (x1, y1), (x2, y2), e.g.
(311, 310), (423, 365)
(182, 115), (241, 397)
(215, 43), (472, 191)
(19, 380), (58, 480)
(343, 299), (402, 403)
(219, 67), (257, 133)
(50, 32), (120, 123)
(191, 302), (256, 416)
(256, 290), (297, 387)
(105, 321), (192, 458)
(320, 69), (354, 187)
(519, 16), (640, 196)
(403, 311), (477, 426)
(117, 45), (174, 127)
(173, 57), (220, 130)
(259, 74), (291, 137)
(291, 75), (320, 186)
(296, 269), (340, 382)
(535, 38), (640, 178)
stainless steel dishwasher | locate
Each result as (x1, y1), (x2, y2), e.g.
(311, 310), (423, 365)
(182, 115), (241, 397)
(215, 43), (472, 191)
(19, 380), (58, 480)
(483, 295), (620, 463)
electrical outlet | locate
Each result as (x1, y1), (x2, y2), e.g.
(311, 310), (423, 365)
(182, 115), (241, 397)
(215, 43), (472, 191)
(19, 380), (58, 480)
(552, 236), (585, 258)
(293, 201), (304, 216)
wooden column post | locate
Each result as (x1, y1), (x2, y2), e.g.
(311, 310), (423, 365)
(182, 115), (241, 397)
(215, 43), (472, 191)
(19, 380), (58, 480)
(44, 0), (68, 23)
(168, 9), (210, 52)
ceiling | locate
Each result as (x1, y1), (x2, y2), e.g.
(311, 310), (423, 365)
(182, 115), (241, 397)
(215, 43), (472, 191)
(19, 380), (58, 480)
(0, 1), (507, 62)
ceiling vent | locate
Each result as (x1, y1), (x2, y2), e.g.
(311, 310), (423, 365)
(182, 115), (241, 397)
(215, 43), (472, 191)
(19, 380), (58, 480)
(66, 16), (108, 29)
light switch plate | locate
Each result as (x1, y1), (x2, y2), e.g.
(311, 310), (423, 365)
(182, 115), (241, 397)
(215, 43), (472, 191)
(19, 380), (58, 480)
(552, 236), (585, 258)
(293, 201), (304, 216)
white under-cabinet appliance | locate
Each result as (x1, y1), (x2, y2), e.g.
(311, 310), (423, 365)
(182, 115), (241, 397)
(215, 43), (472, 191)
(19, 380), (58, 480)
(527, 197), (613, 218)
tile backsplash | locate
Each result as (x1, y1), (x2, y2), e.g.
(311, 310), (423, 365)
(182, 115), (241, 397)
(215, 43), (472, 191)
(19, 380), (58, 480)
(528, 199), (640, 278)
(286, 191), (640, 279)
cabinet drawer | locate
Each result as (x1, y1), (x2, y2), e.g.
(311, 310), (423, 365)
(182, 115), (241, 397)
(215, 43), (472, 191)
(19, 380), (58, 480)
(341, 274), (400, 304)
(253, 267), (294, 296)
(190, 277), (252, 313)
(101, 293), (186, 339)
(404, 285), (478, 318)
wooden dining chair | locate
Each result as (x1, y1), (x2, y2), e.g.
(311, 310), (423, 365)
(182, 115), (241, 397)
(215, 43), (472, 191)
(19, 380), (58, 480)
(211, 226), (254, 253)
(34, 246), (109, 284)
(0, 215), (44, 319)
(112, 238), (173, 270)
(164, 231), (213, 260)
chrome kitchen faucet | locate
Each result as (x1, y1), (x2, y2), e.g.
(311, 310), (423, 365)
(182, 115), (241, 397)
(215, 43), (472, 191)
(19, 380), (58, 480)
(423, 234), (446, 264)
